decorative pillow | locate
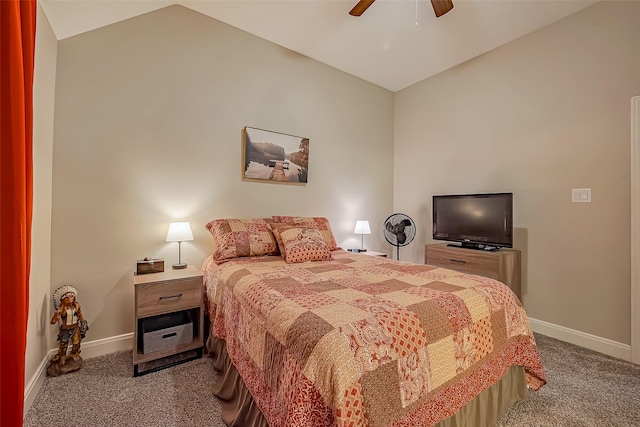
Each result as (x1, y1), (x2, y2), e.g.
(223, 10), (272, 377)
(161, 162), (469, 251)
(206, 218), (279, 262)
(279, 226), (332, 264)
(271, 216), (338, 250)
(267, 223), (288, 256)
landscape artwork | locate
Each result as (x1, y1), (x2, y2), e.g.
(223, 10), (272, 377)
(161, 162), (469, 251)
(242, 127), (309, 184)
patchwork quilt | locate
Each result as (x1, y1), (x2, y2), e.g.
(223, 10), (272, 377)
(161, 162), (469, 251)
(203, 250), (546, 427)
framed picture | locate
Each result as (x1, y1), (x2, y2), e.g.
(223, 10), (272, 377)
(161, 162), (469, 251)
(242, 127), (309, 184)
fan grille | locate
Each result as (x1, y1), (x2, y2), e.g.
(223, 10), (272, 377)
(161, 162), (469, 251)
(383, 213), (416, 259)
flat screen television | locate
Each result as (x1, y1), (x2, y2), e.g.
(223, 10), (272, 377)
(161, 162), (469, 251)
(432, 192), (513, 250)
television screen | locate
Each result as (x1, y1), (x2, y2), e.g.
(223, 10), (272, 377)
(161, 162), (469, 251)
(432, 193), (513, 249)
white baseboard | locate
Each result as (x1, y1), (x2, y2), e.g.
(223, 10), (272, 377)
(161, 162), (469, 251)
(79, 332), (134, 359)
(528, 317), (631, 362)
(23, 352), (50, 415)
(23, 332), (133, 418)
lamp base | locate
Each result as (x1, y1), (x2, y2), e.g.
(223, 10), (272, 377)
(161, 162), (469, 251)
(172, 263), (187, 269)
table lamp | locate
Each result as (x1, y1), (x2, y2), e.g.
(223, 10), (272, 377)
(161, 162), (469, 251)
(354, 220), (371, 251)
(166, 221), (193, 269)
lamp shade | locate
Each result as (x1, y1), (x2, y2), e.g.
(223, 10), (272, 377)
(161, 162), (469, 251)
(166, 222), (194, 242)
(354, 220), (371, 235)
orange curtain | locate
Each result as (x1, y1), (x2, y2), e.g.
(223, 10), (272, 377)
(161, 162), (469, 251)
(0, 0), (36, 425)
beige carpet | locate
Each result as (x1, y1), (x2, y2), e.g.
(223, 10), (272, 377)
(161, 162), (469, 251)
(24, 334), (640, 426)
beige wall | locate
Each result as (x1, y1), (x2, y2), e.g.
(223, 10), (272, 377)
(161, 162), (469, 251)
(50, 5), (394, 343)
(26, 2), (57, 394)
(394, 1), (640, 344)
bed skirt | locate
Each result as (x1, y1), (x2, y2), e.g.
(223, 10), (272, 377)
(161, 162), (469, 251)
(207, 335), (528, 427)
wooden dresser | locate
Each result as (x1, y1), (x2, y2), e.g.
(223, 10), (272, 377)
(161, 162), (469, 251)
(425, 243), (521, 300)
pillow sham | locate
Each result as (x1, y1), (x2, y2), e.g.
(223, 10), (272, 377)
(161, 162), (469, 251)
(267, 223), (288, 256)
(271, 216), (338, 250)
(206, 218), (279, 262)
(278, 226), (332, 264)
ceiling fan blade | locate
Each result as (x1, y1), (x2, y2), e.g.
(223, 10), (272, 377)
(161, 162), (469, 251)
(349, 0), (376, 17)
(431, 0), (454, 17)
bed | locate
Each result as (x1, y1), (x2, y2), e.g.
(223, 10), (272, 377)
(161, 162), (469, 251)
(202, 217), (546, 427)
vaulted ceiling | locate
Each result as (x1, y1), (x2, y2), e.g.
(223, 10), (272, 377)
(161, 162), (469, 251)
(40, 0), (598, 91)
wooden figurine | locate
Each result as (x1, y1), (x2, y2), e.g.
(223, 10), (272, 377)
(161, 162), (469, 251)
(47, 285), (89, 376)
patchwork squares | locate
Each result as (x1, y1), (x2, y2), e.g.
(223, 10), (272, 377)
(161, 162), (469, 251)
(408, 300), (453, 344)
(398, 348), (431, 408)
(360, 359), (403, 426)
(202, 250), (546, 427)
(335, 380), (368, 427)
(286, 311), (335, 367)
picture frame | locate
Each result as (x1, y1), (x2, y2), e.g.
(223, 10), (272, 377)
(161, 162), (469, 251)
(242, 127), (309, 184)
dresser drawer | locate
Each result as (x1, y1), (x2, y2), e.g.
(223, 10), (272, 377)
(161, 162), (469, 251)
(425, 243), (522, 300)
(137, 277), (202, 318)
(426, 245), (499, 279)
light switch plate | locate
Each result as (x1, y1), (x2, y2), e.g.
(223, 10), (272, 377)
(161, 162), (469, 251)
(572, 188), (591, 203)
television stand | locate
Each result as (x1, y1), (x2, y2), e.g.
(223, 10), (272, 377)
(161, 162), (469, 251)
(426, 243), (521, 300)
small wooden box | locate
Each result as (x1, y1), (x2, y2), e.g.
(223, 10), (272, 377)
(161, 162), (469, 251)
(136, 259), (164, 275)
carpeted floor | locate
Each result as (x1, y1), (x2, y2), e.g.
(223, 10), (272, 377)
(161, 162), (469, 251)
(24, 334), (640, 426)
(24, 349), (222, 426)
(496, 334), (640, 427)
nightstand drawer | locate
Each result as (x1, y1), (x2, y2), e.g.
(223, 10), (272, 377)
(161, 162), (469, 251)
(137, 277), (202, 318)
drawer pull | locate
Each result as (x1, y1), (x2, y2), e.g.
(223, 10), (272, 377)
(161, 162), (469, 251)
(450, 259), (466, 264)
(159, 293), (183, 300)
(162, 332), (178, 339)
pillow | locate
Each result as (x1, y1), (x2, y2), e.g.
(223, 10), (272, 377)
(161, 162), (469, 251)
(206, 218), (279, 262)
(278, 226), (332, 264)
(271, 216), (338, 250)
(267, 223), (288, 256)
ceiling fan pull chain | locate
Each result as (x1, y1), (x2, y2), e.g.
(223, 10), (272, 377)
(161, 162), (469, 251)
(416, 0), (419, 27)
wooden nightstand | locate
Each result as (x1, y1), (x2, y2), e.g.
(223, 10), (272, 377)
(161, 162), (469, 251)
(362, 250), (387, 258)
(132, 265), (204, 376)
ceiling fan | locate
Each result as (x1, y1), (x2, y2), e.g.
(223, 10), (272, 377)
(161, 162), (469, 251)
(349, 0), (454, 18)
